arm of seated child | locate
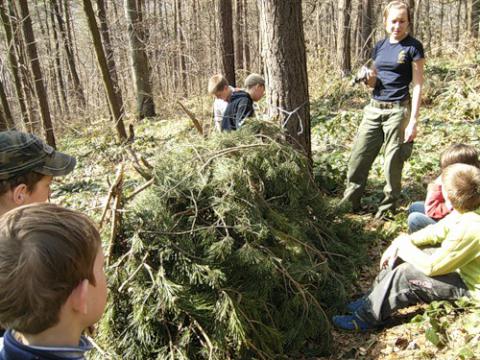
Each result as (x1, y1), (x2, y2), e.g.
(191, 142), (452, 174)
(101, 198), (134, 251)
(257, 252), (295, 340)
(425, 176), (452, 219)
(396, 217), (479, 276)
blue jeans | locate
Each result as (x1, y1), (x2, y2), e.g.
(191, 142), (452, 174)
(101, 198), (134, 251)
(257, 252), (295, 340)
(407, 201), (436, 233)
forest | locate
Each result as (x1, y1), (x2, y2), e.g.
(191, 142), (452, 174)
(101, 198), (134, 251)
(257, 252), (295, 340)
(1, 0), (480, 359)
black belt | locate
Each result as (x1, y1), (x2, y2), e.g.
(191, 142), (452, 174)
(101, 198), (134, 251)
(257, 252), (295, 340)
(370, 98), (410, 109)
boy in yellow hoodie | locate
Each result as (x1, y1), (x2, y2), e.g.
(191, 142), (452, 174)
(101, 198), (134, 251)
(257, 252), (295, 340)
(334, 163), (480, 331)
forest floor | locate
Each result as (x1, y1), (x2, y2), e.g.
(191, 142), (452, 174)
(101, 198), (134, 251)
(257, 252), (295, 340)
(53, 52), (480, 359)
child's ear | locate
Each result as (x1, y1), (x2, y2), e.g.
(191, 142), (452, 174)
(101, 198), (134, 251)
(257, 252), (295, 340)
(70, 279), (89, 315)
(12, 184), (27, 205)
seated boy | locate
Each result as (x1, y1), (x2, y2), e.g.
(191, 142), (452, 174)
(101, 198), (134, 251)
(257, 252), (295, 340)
(333, 163), (480, 331)
(408, 143), (479, 233)
(0, 203), (107, 359)
(207, 74), (235, 132)
(221, 73), (265, 132)
(0, 130), (76, 216)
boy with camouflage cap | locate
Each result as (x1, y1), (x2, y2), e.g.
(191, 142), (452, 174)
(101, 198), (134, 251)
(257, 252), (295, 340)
(0, 131), (76, 216)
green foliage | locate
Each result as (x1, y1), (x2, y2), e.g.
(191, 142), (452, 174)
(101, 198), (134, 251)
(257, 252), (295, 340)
(96, 121), (367, 359)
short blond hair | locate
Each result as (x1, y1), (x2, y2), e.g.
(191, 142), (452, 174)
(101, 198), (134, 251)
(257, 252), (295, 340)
(207, 74), (228, 95)
(383, 1), (411, 24)
(441, 164), (480, 213)
(0, 203), (101, 334)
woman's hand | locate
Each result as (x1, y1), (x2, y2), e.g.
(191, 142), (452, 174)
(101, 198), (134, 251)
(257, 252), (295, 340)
(366, 68), (377, 88)
(404, 120), (417, 142)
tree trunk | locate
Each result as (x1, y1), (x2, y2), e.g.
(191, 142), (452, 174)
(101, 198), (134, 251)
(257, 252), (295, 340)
(456, 0), (462, 43)
(0, 77), (14, 129)
(234, 0), (244, 70)
(52, 0), (86, 107)
(18, 1), (56, 147)
(468, 0), (480, 38)
(82, 0), (128, 141)
(49, 0), (69, 114)
(0, 0), (29, 128)
(408, 0), (415, 36)
(243, 0), (250, 70)
(337, 0), (352, 76)
(259, 0), (311, 161)
(360, 0), (373, 63)
(175, 0), (188, 96)
(124, 0), (156, 119)
(217, 0), (236, 86)
(97, 0), (123, 111)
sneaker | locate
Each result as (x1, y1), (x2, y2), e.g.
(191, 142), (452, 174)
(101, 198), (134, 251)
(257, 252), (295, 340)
(346, 297), (367, 313)
(332, 314), (374, 332)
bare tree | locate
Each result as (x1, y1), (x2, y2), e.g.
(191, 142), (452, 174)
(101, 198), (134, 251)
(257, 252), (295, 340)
(82, 0), (128, 141)
(259, 0), (311, 160)
(52, 0), (86, 107)
(0, 0), (29, 128)
(217, 0), (236, 86)
(337, 0), (352, 76)
(360, 0), (374, 63)
(124, 0), (156, 119)
(468, 0), (480, 38)
(0, 77), (14, 129)
(18, 1), (56, 147)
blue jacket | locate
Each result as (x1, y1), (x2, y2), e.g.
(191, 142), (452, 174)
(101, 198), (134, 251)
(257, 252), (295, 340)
(0, 329), (92, 360)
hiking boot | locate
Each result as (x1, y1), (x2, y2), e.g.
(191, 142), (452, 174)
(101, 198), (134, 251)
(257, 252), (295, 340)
(332, 314), (375, 332)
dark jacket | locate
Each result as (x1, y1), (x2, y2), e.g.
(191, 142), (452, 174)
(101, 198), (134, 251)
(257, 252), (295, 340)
(221, 91), (254, 131)
(0, 329), (92, 360)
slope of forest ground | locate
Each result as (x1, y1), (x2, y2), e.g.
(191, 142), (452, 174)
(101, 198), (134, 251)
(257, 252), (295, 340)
(53, 51), (480, 359)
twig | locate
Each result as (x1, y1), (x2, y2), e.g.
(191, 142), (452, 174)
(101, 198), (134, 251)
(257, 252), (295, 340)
(118, 253), (149, 292)
(124, 146), (152, 180)
(176, 100), (204, 135)
(86, 335), (116, 360)
(106, 168), (124, 267)
(99, 164), (124, 229)
(126, 178), (154, 201)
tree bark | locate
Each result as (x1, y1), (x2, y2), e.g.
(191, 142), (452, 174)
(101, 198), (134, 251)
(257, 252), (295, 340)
(234, 0), (244, 70)
(97, 0), (123, 111)
(175, 0), (188, 96)
(337, 0), (352, 76)
(360, 0), (373, 63)
(52, 0), (86, 107)
(18, 1), (56, 147)
(124, 0), (156, 119)
(468, 0), (480, 38)
(259, 0), (311, 161)
(408, 0), (415, 36)
(217, 0), (236, 86)
(0, 0), (29, 128)
(49, 0), (69, 114)
(82, 0), (128, 141)
(0, 77), (14, 129)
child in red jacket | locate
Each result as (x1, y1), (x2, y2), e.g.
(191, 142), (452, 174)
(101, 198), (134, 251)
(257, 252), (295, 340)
(408, 144), (480, 232)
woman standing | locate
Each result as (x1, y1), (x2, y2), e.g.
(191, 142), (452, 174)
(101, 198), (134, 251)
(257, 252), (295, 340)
(340, 1), (425, 219)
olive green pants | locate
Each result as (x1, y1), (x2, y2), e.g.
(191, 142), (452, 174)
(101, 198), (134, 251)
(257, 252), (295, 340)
(342, 102), (413, 214)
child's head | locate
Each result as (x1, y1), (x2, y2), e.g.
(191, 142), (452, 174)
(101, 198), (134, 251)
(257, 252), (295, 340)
(0, 131), (76, 213)
(383, 1), (410, 39)
(440, 143), (480, 170)
(441, 164), (480, 213)
(208, 74), (231, 101)
(0, 203), (106, 335)
(244, 73), (265, 102)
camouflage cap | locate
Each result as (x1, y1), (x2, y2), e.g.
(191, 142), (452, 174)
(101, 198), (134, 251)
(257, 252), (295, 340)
(0, 131), (76, 180)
